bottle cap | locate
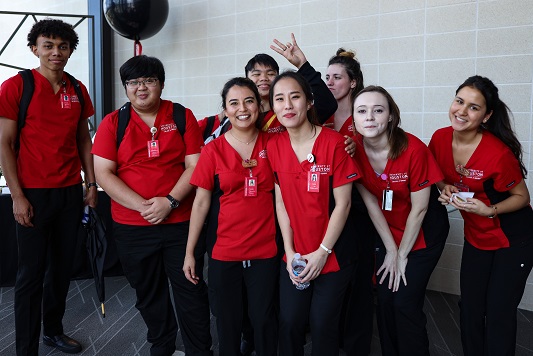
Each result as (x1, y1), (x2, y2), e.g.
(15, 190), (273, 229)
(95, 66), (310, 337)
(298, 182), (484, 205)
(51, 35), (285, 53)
(294, 253), (301, 259)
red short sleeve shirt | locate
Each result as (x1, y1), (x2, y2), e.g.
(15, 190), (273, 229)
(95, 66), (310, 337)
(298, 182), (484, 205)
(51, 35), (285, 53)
(267, 128), (361, 274)
(261, 110), (286, 133)
(429, 126), (528, 249)
(0, 69), (95, 188)
(197, 114), (221, 136)
(323, 115), (354, 137)
(355, 133), (444, 250)
(190, 131), (277, 261)
(92, 100), (203, 225)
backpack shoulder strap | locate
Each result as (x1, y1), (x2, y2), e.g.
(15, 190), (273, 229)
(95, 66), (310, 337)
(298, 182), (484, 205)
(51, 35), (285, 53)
(16, 69), (35, 151)
(116, 102), (132, 149)
(116, 102), (186, 150)
(64, 71), (85, 116)
(202, 115), (217, 141)
(17, 70), (34, 131)
(172, 103), (186, 137)
(219, 116), (230, 135)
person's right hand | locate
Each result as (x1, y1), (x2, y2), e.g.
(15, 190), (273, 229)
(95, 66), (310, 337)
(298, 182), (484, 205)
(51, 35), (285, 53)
(12, 195), (34, 227)
(376, 248), (398, 290)
(183, 253), (199, 285)
(438, 184), (458, 205)
(270, 33), (307, 69)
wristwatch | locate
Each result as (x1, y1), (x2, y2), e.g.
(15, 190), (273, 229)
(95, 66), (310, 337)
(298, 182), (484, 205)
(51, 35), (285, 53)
(166, 195), (180, 209)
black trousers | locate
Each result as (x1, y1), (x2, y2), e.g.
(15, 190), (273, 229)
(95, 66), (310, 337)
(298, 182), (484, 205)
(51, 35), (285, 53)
(208, 257), (278, 356)
(460, 238), (533, 356)
(14, 184), (83, 356)
(341, 212), (376, 356)
(375, 240), (445, 356)
(279, 262), (353, 356)
(114, 222), (212, 356)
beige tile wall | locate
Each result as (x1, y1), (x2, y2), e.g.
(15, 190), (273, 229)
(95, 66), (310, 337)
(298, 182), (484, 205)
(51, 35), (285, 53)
(1, 0), (532, 310)
(111, 0), (533, 311)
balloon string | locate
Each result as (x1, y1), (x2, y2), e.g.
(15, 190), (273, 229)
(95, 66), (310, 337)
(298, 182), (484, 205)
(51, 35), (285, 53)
(134, 40), (143, 56)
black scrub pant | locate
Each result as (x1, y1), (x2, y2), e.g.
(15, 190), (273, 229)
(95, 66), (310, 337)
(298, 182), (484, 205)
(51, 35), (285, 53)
(375, 240), (445, 356)
(15, 184), (83, 356)
(114, 222), (212, 356)
(208, 256), (278, 356)
(460, 238), (533, 356)
(279, 262), (353, 356)
(341, 210), (376, 356)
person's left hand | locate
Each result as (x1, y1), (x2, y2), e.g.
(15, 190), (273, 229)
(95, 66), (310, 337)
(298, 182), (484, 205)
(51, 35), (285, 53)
(140, 197), (172, 224)
(84, 186), (98, 208)
(451, 197), (491, 217)
(270, 33), (307, 69)
(300, 248), (329, 283)
(394, 255), (408, 292)
(344, 135), (355, 157)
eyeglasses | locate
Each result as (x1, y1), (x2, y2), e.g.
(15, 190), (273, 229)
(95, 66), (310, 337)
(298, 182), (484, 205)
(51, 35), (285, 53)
(125, 78), (159, 88)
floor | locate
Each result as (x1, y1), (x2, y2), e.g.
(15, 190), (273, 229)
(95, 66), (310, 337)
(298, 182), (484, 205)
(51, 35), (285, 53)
(1, 276), (533, 355)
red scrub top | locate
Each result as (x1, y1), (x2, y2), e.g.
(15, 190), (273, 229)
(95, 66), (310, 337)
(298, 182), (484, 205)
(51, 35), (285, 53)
(323, 115), (354, 137)
(429, 126), (533, 250)
(92, 100), (203, 225)
(0, 69), (95, 188)
(355, 133), (444, 250)
(267, 127), (361, 274)
(190, 131), (277, 261)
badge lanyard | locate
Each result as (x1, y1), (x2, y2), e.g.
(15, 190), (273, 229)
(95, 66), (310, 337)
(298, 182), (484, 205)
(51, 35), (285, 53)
(60, 81), (71, 109)
(307, 153), (320, 193)
(455, 164), (470, 192)
(243, 159), (258, 197)
(147, 126), (160, 157)
(378, 172), (393, 211)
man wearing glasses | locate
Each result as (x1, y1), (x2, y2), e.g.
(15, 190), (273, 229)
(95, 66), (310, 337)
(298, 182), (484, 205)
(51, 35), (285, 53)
(92, 55), (212, 356)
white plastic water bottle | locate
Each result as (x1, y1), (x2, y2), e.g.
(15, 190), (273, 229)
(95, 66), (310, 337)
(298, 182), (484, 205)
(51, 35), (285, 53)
(291, 253), (310, 290)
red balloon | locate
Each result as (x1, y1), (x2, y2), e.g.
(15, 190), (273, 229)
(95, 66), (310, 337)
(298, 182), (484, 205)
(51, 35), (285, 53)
(103, 0), (169, 41)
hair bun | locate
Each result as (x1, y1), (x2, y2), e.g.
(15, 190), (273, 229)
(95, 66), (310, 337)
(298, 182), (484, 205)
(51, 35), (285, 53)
(336, 48), (355, 59)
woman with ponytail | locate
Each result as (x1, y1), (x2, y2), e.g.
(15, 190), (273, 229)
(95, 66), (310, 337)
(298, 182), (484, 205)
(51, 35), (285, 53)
(325, 49), (376, 355)
(429, 75), (533, 355)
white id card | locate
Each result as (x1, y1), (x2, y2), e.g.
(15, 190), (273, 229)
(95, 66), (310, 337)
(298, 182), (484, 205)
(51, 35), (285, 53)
(382, 189), (393, 211)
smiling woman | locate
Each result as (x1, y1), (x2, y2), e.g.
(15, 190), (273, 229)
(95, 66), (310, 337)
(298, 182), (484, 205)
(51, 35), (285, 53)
(183, 77), (279, 356)
(267, 71), (361, 355)
(429, 75), (533, 355)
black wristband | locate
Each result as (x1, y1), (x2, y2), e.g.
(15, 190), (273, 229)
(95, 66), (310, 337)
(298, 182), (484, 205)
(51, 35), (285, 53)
(86, 182), (97, 188)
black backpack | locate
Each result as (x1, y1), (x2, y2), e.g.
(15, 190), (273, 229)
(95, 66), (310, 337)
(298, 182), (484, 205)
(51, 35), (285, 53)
(16, 69), (85, 151)
(202, 114), (230, 143)
(116, 101), (186, 149)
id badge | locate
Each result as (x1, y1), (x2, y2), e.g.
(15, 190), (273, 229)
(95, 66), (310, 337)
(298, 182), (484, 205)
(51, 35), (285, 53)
(454, 182), (470, 192)
(308, 171), (320, 193)
(245, 176), (257, 197)
(382, 189), (393, 211)
(61, 94), (71, 109)
(147, 140), (160, 157)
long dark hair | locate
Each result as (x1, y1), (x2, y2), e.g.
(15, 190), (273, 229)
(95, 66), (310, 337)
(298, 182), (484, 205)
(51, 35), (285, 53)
(353, 85), (408, 160)
(328, 48), (364, 101)
(457, 75), (526, 177)
(268, 71), (319, 125)
(221, 77), (262, 129)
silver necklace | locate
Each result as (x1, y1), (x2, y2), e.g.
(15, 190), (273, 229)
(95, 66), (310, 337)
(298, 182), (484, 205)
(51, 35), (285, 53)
(229, 129), (258, 145)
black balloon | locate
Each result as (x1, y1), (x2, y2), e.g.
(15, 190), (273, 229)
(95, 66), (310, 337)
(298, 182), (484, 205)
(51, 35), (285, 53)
(103, 0), (169, 40)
